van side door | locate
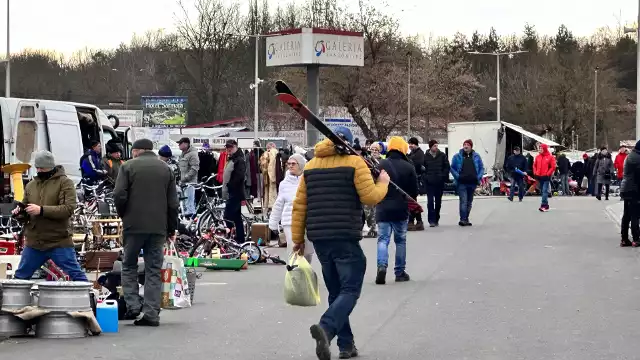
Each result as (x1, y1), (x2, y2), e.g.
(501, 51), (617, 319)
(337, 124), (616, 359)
(41, 102), (83, 182)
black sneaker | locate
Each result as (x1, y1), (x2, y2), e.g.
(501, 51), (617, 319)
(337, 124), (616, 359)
(458, 221), (466, 226)
(339, 342), (359, 359)
(310, 324), (331, 360)
(395, 272), (410, 282)
(621, 239), (633, 247)
(375, 267), (387, 285)
(134, 317), (159, 327)
(508, 197), (513, 202)
(429, 223), (436, 228)
(122, 310), (141, 321)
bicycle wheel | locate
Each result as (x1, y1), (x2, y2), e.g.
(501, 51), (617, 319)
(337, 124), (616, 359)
(189, 238), (212, 258)
(196, 211), (213, 235)
(240, 243), (262, 264)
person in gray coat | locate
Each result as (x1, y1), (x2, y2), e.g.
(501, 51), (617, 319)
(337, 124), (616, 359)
(114, 138), (179, 327)
(593, 147), (615, 201)
(177, 137), (200, 217)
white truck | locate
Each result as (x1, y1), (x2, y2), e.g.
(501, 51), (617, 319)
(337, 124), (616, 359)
(447, 120), (559, 178)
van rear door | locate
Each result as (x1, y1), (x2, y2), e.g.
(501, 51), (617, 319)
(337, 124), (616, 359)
(41, 103), (83, 182)
(10, 100), (40, 173)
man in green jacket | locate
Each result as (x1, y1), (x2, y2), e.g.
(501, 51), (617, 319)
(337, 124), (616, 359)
(114, 138), (178, 327)
(13, 150), (87, 281)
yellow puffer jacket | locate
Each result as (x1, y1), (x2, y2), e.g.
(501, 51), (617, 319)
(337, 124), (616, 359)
(291, 139), (388, 244)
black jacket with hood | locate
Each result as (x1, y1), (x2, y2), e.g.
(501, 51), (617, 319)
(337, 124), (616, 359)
(376, 150), (419, 223)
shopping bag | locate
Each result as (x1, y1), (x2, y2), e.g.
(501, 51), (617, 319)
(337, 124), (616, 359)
(284, 254), (320, 307)
(161, 242), (192, 309)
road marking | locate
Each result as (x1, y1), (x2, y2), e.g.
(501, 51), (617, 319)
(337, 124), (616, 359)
(197, 282), (228, 286)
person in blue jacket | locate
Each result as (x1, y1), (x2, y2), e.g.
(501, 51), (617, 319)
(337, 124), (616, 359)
(450, 139), (484, 226)
(80, 140), (107, 184)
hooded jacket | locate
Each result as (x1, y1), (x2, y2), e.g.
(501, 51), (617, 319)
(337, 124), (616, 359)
(376, 150), (418, 222)
(80, 149), (105, 182)
(615, 151), (628, 180)
(178, 145), (200, 184)
(593, 152), (615, 185)
(291, 139), (388, 244)
(269, 171), (301, 229)
(23, 166), (77, 250)
(102, 154), (124, 182)
(533, 144), (556, 180)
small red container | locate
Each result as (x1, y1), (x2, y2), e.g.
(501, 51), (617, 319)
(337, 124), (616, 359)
(0, 240), (16, 255)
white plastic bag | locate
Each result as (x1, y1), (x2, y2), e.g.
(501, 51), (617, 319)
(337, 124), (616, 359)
(284, 254), (320, 307)
(161, 243), (191, 309)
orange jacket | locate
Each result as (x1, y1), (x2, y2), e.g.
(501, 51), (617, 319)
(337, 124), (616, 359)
(533, 144), (556, 178)
(614, 152), (627, 180)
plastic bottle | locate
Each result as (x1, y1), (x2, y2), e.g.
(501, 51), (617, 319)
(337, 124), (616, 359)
(96, 300), (119, 333)
(240, 253), (249, 270)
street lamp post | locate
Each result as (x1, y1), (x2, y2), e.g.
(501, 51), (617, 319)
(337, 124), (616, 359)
(594, 67), (598, 148)
(5, 0), (10, 97)
(407, 52), (411, 134)
(624, 16), (640, 140)
(467, 50), (528, 122)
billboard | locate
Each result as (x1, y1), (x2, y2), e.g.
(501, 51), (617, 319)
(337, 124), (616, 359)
(141, 96), (188, 128)
(321, 118), (365, 143)
(103, 109), (143, 127)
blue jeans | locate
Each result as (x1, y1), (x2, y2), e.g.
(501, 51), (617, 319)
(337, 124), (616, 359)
(457, 183), (476, 221)
(559, 173), (569, 195)
(509, 176), (525, 200)
(376, 221), (408, 276)
(15, 246), (87, 281)
(312, 240), (366, 351)
(182, 184), (196, 216)
(587, 177), (594, 195)
(540, 180), (550, 206)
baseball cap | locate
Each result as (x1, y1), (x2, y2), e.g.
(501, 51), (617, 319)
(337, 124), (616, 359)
(177, 137), (190, 145)
(225, 139), (238, 148)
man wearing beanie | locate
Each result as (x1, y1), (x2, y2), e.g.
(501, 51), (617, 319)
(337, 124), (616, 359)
(375, 136), (417, 285)
(422, 139), (450, 227)
(102, 140), (125, 183)
(13, 150), (87, 281)
(80, 140), (107, 184)
(158, 144), (180, 182)
(450, 139), (484, 226)
(114, 138), (178, 327)
(291, 125), (389, 360)
(407, 137), (425, 230)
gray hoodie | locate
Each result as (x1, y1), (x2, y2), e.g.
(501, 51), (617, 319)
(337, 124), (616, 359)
(178, 145), (200, 184)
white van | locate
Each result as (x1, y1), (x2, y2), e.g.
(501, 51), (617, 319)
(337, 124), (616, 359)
(0, 98), (117, 193)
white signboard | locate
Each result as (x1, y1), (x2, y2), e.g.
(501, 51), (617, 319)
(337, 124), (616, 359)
(103, 109), (143, 127)
(321, 118), (366, 143)
(266, 28), (364, 67)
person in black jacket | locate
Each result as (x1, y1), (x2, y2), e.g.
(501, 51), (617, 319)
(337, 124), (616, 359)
(557, 152), (571, 195)
(407, 137), (426, 230)
(620, 140), (640, 247)
(505, 146), (528, 202)
(422, 139), (450, 227)
(571, 155), (586, 191)
(375, 137), (418, 285)
(585, 154), (597, 195)
(222, 139), (247, 243)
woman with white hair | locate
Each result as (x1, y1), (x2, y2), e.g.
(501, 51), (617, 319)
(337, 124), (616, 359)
(268, 153), (314, 262)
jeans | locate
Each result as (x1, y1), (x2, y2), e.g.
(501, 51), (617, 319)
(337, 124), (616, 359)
(122, 233), (165, 321)
(182, 184), (196, 216)
(621, 199), (640, 241)
(587, 177), (594, 195)
(224, 195), (245, 243)
(425, 184), (443, 224)
(376, 221), (408, 276)
(15, 246), (88, 281)
(559, 173), (569, 195)
(509, 176), (525, 200)
(312, 240), (366, 352)
(540, 180), (550, 206)
(457, 183), (476, 221)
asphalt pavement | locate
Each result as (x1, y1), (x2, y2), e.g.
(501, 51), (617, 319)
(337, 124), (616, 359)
(2, 196), (638, 360)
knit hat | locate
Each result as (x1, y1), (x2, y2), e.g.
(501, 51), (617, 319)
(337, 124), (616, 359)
(132, 138), (154, 150)
(463, 139), (473, 148)
(89, 140), (100, 149)
(408, 137), (419, 146)
(289, 153), (307, 169)
(333, 126), (353, 145)
(378, 141), (387, 155)
(387, 136), (409, 155)
(34, 150), (56, 169)
(428, 139), (438, 149)
(105, 141), (121, 154)
(583, 153), (589, 159)
(158, 145), (172, 158)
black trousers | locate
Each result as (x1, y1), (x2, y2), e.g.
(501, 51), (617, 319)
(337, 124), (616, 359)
(621, 199), (640, 241)
(224, 195), (245, 243)
(596, 183), (610, 199)
(425, 184), (444, 224)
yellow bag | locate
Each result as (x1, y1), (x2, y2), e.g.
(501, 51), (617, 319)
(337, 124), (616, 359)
(284, 254), (320, 306)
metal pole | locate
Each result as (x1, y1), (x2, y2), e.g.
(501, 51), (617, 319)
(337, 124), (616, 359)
(637, 3), (640, 140)
(125, 88), (129, 110)
(253, 35), (259, 140)
(594, 69), (598, 148)
(496, 54), (500, 122)
(5, 0), (9, 97)
(407, 55), (411, 134)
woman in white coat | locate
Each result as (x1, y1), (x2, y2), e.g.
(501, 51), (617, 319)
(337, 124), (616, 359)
(268, 154), (314, 262)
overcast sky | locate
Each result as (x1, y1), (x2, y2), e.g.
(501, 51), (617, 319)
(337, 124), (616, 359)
(2, 0), (638, 56)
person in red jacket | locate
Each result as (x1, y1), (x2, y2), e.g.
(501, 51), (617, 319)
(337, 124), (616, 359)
(614, 146), (628, 181)
(533, 144), (557, 212)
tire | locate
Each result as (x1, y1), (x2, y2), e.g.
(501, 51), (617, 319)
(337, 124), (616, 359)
(492, 187), (502, 196)
(240, 243), (262, 264)
(196, 212), (213, 236)
(188, 238), (210, 258)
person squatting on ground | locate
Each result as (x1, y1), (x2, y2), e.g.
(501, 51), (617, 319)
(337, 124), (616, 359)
(593, 146), (615, 201)
(114, 139), (179, 327)
(450, 139), (484, 226)
(290, 126), (389, 360)
(375, 136), (417, 285)
(505, 146), (528, 202)
(422, 139), (449, 227)
(221, 139), (247, 243)
(556, 151), (571, 196)
(13, 151), (88, 281)
(177, 137), (200, 217)
(619, 140), (640, 247)
(407, 137), (425, 230)
(268, 153), (314, 262)
(533, 144), (556, 212)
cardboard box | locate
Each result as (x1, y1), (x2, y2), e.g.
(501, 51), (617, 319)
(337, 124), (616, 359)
(251, 223), (270, 245)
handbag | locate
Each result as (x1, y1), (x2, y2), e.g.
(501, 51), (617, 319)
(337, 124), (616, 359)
(160, 243), (192, 309)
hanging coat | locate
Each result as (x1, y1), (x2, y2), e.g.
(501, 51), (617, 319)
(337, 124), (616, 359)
(260, 148), (278, 208)
(216, 151), (228, 184)
(249, 150), (258, 198)
(275, 153), (284, 192)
